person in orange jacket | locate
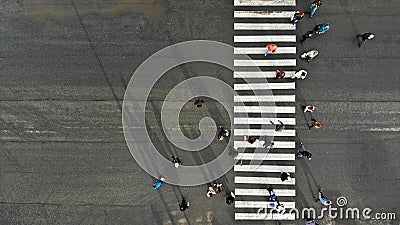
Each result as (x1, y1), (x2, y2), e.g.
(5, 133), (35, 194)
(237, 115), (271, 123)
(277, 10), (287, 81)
(309, 118), (322, 129)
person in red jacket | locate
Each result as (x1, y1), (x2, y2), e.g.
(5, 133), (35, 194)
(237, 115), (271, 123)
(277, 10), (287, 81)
(265, 44), (278, 56)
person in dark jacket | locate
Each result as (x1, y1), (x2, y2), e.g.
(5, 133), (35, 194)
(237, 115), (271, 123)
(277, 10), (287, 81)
(357, 33), (375, 47)
(290, 11), (305, 24)
(179, 198), (189, 211)
(280, 172), (291, 182)
(298, 143), (312, 160)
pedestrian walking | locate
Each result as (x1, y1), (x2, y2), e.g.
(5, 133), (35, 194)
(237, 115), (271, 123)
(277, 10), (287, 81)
(292, 69), (308, 79)
(172, 156), (182, 168)
(275, 69), (286, 79)
(214, 183), (223, 194)
(244, 135), (257, 144)
(266, 141), (274, 150)
(314, 22), (331, 34)
(226, 192), (236, 205)
(280, 172), (291, 182)
(152, 177), (165, 190)
(301, 50), (319, 63)
(358, 33), (375, 47)
(303, 105), (315, 113)
(217, 126), (229, 141)
(267, 187), (277, 201)
(309, 118), (322, 130)
(179, 198), (189, 211)
(310, 0), (322, 17)
(194, 98), (204, 108)
(301, 30), (315, 43)
(275, 200), (286, 214)
(298, 142), (312, 160)
(265, 44), (278, 56)
(316, 190), (332, 206)
(290, 11), (305, 24)
(207, 185), (217, 197)
(306, 219), (319, 225)
(270, 120), (285, 132)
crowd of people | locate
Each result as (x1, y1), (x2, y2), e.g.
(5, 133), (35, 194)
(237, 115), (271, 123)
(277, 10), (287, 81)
(149, 1), (375, 223)
(261, 1), (375, 224)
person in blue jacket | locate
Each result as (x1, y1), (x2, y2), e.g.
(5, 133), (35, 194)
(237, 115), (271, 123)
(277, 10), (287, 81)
(152, 177), (165, 190)
(314, 22), (331, 34)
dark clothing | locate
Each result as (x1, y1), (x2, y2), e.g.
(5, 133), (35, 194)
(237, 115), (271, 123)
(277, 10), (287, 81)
(280, 172), (290, 181)
(361, 33), (374, 41)
(226, 193), (235, 205)
(172, 156), (182, 166)
(358, 33), (374, 47)
(275, 121), (285, 132)
(267, 187), (277, 201)
(194, 99), (204, 108)
(247, 137), (257, 144)
(291, 12), (304, 24)
(179, 199), (189, 211)
(298, 150), (312, 159)
(301, 31), (315, 42)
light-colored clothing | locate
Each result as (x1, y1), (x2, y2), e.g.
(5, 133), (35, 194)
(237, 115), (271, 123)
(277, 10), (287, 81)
(304, 105), (315, 113)
(293, 70), (308, 79)
(319, 192), (332, 206)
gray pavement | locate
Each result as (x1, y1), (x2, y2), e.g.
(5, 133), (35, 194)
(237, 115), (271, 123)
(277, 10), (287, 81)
(0, 0), (399, 225)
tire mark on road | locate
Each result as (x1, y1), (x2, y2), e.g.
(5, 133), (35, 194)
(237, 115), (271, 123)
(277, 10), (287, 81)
(70, 0), (122, 111)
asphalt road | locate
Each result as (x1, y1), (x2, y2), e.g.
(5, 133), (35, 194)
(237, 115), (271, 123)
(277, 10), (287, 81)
(0, 0), (399, 225)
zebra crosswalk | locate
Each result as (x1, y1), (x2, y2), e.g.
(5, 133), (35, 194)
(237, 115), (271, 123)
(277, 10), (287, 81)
(233, 0), (296, 221)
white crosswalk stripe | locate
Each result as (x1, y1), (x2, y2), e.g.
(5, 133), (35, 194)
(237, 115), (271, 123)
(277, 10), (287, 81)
(234, 71), (296, 78)
(234, 11), (295, 18)
(234, 140), (294, 148)
(234, 35), (296, 43)
(234, 59), (296, 67)
(234, 129), (295, 136)
(234, 23), (295, 30)
(234, 165), (295, 173)
(234, 117), (296, 125)
(234, 83), (295, 90)
(234, 0), (296, 6)
(236, 201), (296, 209)
(234, 47), (296, 55)
(235, 176), (296, 185)
(235, 188), (296, 196)
(234, 106), (295, 113)
(234, 95), (295, 102)
(235, 153), (295, 161)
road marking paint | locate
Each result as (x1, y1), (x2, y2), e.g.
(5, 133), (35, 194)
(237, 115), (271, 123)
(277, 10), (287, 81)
(234, 35), (296, 42)
(234, 140), (295, 148)
(235, 153), (295, 161)
(234, 59), (296, 67)
(235, 47), (296, 54)
(234, 129), (295, 136)
(234, 23), (295, 30)
(235, 176), (295, 185)
(234, 0), (296, 6)
(234, 106), (295, 113)
(235, 188), (296, 196)
(234, 83), (295, 90)
(234, 11), (295, 18)
(234, 165), (295, 173)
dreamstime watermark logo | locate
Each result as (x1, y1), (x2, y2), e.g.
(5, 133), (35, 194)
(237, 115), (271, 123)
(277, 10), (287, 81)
(122, 40), (277, 186)
(336, 196), (347, 207)
(256, 196), (396, 221)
